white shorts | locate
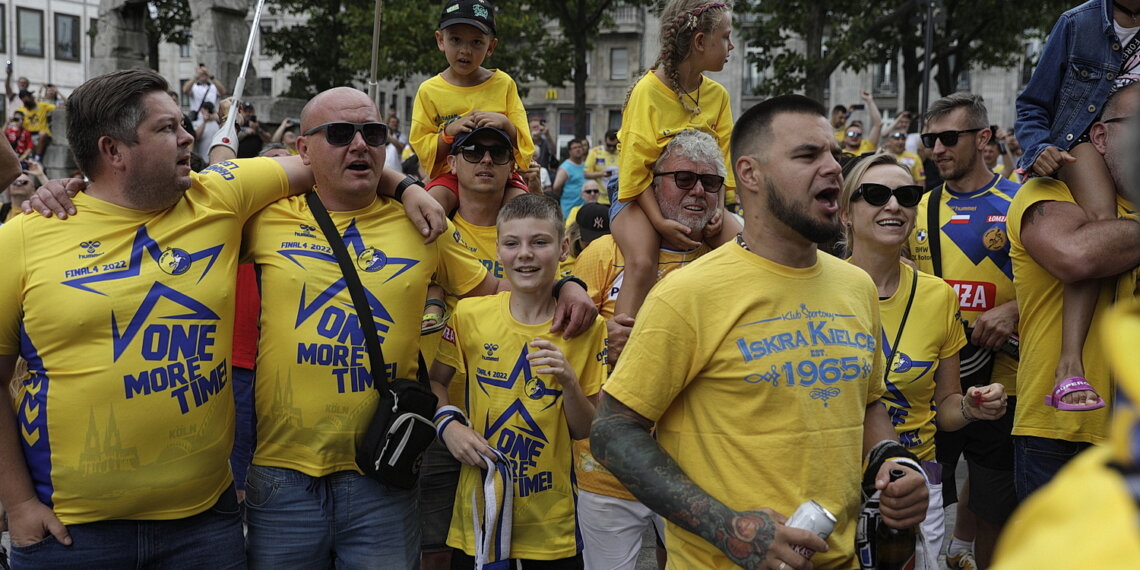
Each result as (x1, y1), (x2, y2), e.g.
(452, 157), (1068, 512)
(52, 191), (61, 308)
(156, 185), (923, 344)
(578, 490), (664, 570)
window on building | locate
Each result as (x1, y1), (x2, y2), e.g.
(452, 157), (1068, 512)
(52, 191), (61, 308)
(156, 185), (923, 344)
(179, 40), (191, 59)
(558, 110), (590, 136)
(610, 47), (628, 80)
(379, 92), (386, 114)
(873, 59), (897, 96)
(0, 6), (7, 54)
(55, 13), (81, 61)
(956, 70), (971, 92)
(608, 109), (622, 131)
(259, 25), (271, 54)
(405, 96), (412, 123)
(179, 79), (190, 106)
(89, 17), (97, 54)
(17, 8), (43, 57)
(743, 47), (772, 95)
(258, 77), (271, 95)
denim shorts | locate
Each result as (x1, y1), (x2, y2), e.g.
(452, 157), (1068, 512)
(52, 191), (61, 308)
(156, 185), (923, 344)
(1013, 435), (1092, 501)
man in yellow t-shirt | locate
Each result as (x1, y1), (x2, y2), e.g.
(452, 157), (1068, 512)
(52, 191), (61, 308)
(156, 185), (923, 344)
(241, 87), (496, 569)
(882, 128), (925, 184)
(17, 89), (54, 160)
(1006, 83), (1140, 502)
(909, 92), (1021, 567)
(585, 129), (619, 205)
(591, 95), (929, 570)
(0, 70), (304, 568)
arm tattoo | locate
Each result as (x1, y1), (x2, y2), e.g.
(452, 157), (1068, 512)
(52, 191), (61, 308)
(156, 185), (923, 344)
(1025, 201), (1048, 225)
(591, 393), (776, 567)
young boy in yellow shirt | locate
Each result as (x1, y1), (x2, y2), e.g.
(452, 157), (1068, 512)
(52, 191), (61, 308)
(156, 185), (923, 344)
(411, 0), (535, 208)
(429, 194), (606, 568)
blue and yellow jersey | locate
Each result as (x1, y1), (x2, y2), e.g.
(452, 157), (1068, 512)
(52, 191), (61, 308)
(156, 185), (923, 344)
(909, 174), (1020, 394)
(439, 292), (606, 560)
(877, 262), (967, 461)
(243, 197), (487, 477)
(0, 158), (291, 524)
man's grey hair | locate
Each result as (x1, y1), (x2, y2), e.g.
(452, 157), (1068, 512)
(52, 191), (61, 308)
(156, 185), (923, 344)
(655, 129), (726, 177)
(924, 91), (989, 129)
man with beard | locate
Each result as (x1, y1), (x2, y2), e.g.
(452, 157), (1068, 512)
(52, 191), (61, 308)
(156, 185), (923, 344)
(591, 95), (929, 569)
(907, 92), (1021, 568)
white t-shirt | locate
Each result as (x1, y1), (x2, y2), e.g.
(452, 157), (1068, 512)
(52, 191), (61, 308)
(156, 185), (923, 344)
(384, 131), (409, 171)
(193, 117), (221, 159)
(188, 82), (219, 113)
(1115, 22), (1140, 90)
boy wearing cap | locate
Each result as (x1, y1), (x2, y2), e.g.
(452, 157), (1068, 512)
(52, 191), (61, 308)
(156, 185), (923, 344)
(411, 0), (535, 201)
(17, 89), (53, 161)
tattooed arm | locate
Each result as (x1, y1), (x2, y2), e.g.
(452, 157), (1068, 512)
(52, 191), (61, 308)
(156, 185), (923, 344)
(1020, 199), (1140, 283)
(591, 393), (826, 569)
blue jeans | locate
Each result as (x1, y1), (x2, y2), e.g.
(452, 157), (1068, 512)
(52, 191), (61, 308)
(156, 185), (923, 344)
(1013, 435), (1092, 501)
(9, 484), (244, 569)
(244, 465), (419, 570)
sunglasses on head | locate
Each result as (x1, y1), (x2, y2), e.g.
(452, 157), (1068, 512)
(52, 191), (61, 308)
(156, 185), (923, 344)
(921, 128), (983, 149)
(653, 170), (724, 193)
(846, 130), (863, 138)
(457, 144), (513, 165)
(853, 183), (923, 208)
(303, 122), (388, 146)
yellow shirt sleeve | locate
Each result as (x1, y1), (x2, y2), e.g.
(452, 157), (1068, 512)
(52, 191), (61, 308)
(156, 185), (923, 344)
(0, 221), (27, 353)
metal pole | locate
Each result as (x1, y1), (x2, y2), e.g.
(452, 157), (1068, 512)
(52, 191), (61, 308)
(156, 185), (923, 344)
(919, 0), (934, 130)
(219, 0), (269, 140)
(368, 0), (383, 109)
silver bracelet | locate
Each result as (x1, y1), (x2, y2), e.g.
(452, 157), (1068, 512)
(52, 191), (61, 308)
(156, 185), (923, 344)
(961, 396), (979, 422)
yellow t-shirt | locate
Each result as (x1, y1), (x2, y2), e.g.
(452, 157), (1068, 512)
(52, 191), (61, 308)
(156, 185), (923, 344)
(604, 244), (885, 570)
(617, 71), (736, 206)
(895, 151), (925, 184)
(1007, 178), (1135, 444)
(243, 198), (487, 477)
(584, 146), (618, 205)
(876, 262), (967, 461)
(0, 158), (291, 524)
(439, 292), (606, 560)
(411, 71), (535, 179)
(21, 102), (55, 136)
(573, 234), (710, 500)
(909, 174), (1021, 395)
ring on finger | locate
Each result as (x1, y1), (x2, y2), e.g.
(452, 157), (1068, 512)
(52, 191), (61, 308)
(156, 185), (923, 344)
(777, 562), (787, 570)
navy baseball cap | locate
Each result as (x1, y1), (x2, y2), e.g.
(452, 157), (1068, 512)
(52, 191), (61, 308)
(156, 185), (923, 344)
(451, 126), (512, 152)
(576, 203), (611, 244)
(439, 0), (496, 35)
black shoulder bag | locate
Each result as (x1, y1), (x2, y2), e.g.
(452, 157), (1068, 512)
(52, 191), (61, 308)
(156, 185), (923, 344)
(306, 191), (438, 489)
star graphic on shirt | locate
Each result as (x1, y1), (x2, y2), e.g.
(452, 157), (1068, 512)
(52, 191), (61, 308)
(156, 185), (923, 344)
(59, 226), (224, 361)
(477, 345), (563, 410)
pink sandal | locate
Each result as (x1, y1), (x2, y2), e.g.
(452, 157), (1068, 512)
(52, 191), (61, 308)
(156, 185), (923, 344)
(1044, 377), (1105, 411)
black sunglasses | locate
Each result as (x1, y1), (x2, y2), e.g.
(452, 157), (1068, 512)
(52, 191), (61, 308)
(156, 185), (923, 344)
(852, 183), (923, 208)
(458, 144), (513, 165)
(583, 189), (600, 194)
(653, 170), (724, 193)
(303, 122), (388, 147)
(921, 128), (983, 149)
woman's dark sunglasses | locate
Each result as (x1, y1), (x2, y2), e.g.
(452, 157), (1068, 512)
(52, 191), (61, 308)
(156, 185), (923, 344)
(853, 183), (923, 207)
(303, 122), (388, 146)
(920, 128), (983, 149)
(653, 170), (724, 193)
(458, 144), (513, 165)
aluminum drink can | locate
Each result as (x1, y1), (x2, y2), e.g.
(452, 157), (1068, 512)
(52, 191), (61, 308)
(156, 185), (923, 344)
(785, 500), (837, 558)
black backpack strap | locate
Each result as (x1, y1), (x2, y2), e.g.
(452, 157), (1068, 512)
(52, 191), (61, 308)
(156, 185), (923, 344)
(306, 191), (390, 393)
(926, 185), (943, 277)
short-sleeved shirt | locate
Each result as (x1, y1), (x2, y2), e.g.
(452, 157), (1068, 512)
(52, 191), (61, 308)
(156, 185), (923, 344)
(909, 174), (1021, 395)
(604, 244), (885, 569)
(21, 102), (55, 136)
(557, 160), (586, 219)
(584, 146), (618, 205)
(1007, 178), (1136, 444)
(243, 197), (487, 476)
(439, 292), (606, 560)
(877, 262), (967, 460)
(0, 158), (291, 524)
(411, 71), (535, 179)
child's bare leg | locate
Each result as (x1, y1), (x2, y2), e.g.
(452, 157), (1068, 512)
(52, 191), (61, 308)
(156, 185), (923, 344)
(612, 201), (662, 318)
(1053, 144), (1112, 404)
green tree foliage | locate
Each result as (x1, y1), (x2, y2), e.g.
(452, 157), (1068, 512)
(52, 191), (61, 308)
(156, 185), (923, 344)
(740, 0), (1072, 106)
(146, 0), (193, 71)
(262, 0), (571, 98)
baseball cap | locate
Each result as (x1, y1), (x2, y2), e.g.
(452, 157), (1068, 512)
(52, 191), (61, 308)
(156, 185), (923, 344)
(439, 0), (496, 35)
(576, 203), (611, 244)
(18, 89), (32, 98)
(451, 126), (512, 152)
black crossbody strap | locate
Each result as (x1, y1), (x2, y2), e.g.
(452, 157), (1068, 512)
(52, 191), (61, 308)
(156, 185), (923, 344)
(306, 191), (391, 393)
(884, 265), (919, 382)
(926, 185), (943, 277)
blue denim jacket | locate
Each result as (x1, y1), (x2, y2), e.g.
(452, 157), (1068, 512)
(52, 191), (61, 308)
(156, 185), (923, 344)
(1015, 0), (1122, 171)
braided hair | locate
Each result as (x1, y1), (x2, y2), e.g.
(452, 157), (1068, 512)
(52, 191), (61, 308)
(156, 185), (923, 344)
(626, 1), (732, 115)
